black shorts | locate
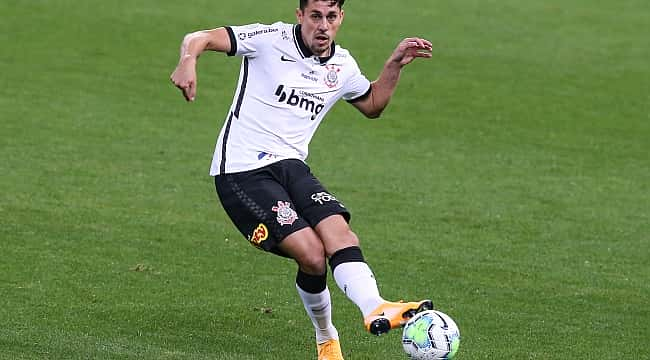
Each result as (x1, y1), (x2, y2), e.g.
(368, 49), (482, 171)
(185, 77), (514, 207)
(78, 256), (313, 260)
(214, 159), (350, 256)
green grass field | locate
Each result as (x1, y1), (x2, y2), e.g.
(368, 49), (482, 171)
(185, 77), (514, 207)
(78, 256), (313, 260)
(1, 0), (649, 358)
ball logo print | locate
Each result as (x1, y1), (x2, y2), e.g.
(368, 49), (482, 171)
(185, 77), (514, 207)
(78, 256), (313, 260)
(404, 317), (434, 348)
(402, 310), (461, 359)
(272, 201), (298, 225)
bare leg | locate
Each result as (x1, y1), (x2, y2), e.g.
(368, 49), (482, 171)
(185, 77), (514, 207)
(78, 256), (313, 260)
(315, 215), (384, 316)
(279, 228), (338, 344)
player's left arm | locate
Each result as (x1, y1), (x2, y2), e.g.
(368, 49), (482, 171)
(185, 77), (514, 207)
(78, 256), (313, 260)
(352, 37), (432, 119)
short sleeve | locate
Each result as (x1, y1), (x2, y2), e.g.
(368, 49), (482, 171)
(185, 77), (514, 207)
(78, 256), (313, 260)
(225, 23), (283, 58)
(342, 57), (371, 102)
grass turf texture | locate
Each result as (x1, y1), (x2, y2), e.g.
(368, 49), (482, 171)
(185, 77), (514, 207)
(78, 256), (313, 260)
(1, 0), (648, 358)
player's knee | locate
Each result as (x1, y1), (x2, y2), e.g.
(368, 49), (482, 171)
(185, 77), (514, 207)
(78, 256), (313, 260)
(296, 251), (327, 275)
(345, 229), (360, 247)
(293, 240), (327, 274)
(325, 229), (360, 257)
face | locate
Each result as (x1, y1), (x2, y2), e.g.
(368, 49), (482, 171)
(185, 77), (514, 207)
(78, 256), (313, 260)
(296, 0), (344, 57)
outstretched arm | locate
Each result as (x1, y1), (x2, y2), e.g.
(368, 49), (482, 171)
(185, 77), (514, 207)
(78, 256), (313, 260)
(170, 27), (232, 102)
(352, 37), (432, 118)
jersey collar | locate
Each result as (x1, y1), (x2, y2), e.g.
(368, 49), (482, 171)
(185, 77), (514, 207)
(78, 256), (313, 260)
(294, 24), (336, 64)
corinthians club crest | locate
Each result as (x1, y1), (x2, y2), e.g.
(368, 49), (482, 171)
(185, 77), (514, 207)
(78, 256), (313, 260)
(324, 64), (341, 88)
(272, 201), (298, 226)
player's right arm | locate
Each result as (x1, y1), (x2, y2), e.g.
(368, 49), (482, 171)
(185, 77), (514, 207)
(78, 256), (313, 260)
(170, 27), (232, 102)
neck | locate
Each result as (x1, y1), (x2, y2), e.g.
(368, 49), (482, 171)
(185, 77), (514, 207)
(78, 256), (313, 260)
(295, 24), (336, 63)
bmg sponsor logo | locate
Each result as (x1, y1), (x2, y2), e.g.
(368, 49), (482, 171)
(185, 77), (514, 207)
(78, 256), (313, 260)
(274, 85), (325, 120)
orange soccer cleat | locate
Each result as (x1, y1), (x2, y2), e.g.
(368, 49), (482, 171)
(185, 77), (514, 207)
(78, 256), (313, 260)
(317, 339), (344, 360)
(364, 299), (434, 335)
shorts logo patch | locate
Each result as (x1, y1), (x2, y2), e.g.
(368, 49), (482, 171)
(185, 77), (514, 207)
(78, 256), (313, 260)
(272, 201), (298, 226)
(311, 191), (337, 205)
(250, 223), (268, 246)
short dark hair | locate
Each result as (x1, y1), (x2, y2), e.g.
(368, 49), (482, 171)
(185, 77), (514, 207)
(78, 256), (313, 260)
(299, 0), (345, 10)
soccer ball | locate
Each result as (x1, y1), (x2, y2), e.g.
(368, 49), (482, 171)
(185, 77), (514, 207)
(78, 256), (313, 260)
(402, 310), (461, 359)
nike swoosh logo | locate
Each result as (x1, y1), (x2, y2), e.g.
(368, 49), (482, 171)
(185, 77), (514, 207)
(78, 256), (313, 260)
(281, 55), (296, 62)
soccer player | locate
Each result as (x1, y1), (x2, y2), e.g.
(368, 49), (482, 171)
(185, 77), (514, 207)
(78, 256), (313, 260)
(170, 0), (433, 359)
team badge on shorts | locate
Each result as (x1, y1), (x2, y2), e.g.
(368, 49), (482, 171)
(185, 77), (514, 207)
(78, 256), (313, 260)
(272, 201), (298, 226)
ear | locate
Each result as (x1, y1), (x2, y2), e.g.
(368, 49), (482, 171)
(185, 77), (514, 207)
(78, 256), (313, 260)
(340, 9), (345, 24)
(296, 8), (304, 24)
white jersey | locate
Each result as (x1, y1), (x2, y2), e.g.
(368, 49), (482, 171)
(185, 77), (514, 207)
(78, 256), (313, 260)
(210, 22), (371, 175)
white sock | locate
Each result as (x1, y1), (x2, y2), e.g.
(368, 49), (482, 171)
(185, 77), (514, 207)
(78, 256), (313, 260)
(332, 262), (384, 317)
(296, 285), (339, 344)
